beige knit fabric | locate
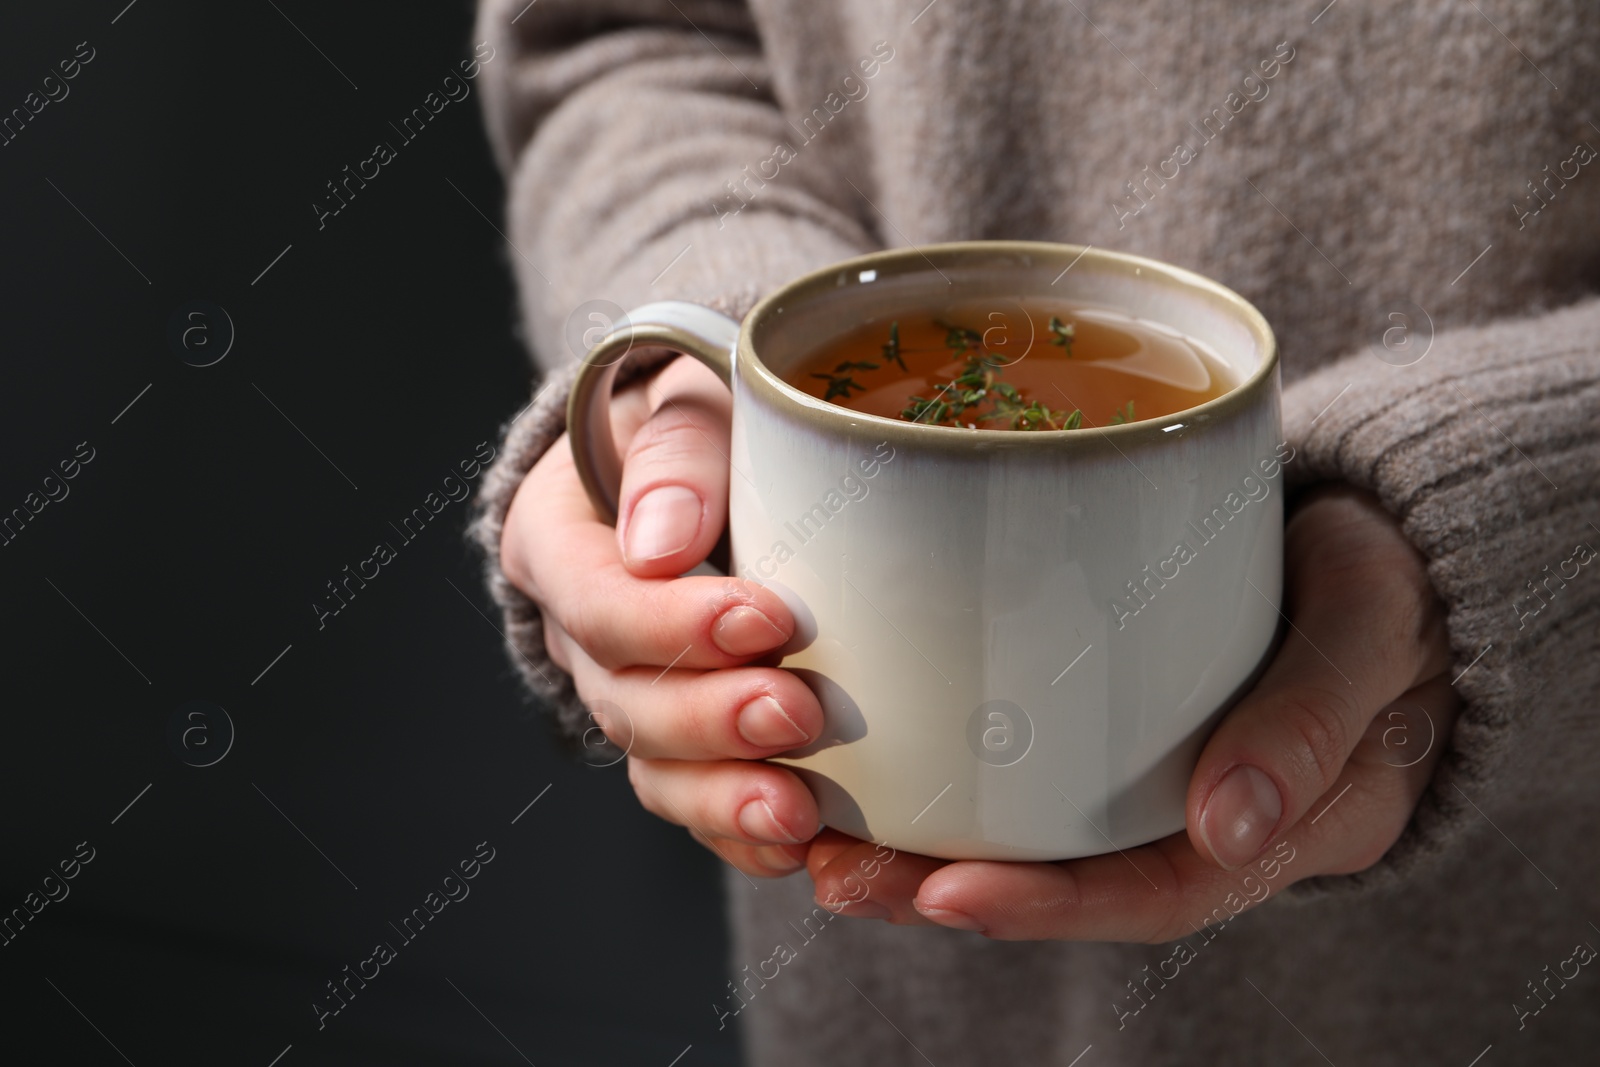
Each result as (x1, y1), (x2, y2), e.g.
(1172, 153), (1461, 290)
(468, 0), (1600, 1062)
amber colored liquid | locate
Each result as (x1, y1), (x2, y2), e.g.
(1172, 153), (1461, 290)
(786, 300), (1235, 428)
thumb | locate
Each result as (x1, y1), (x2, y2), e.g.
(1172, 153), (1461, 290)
(1185, 489), (1446, 870)
(615, 354), (734, 578)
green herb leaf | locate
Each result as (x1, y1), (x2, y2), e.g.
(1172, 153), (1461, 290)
(881, 321), (906, 372)
(822, 376), (864, 401)
(895, 318), (1093, 431)
(945, 325), (981, 355)
(1048, 316), (1076, 357)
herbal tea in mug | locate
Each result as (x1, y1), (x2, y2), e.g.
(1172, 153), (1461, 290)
(567, 243), (1281, 861)
(786, 302), (1236, 431)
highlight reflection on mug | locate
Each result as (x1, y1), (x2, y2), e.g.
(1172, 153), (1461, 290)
(965, 699), (1034, 767)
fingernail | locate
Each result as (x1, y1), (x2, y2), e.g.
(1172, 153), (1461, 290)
(738, 798), (801, 844)
(914, 903), (986, 932)
(1199, 764), (1283, 870)
(623, 485), (702, 562)
(737, 695), (810, 749)
(754, 845), (804, 873)
(712, 605), (787, 657)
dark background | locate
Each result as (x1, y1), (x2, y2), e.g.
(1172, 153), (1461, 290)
(0, 2), (736, 1064)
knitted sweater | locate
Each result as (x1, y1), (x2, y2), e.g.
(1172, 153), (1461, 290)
(467, 0), (1600, 1062)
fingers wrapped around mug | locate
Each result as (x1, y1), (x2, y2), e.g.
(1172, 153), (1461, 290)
(504, 424), (793, 673)
(627, 756), (821, 855)
(799, 669), (1454, 938)
(889, 675), (1458, 940)
(688, 827), (810, 879)
(516, 488), (795, 670)
(557, 630), (822, 760)
(1184, 486), (1450, 872)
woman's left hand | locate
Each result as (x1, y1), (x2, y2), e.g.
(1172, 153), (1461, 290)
(804, 486), (1461, 941)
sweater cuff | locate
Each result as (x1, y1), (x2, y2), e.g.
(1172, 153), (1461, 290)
(1273, 296), (1600, 901)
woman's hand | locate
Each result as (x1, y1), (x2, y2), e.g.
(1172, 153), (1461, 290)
(806, 486), (1461, 939)
(500, 354), (822, 877)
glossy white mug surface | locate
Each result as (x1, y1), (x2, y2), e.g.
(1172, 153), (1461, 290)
(568, 242), (1282, 860)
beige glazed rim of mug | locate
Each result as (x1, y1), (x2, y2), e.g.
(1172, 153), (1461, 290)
(739, 240), (1278, 451)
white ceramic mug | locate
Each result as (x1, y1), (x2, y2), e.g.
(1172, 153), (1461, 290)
(568, 242), (1282, 861)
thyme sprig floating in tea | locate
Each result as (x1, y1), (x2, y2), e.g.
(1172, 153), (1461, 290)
(1048, 315), (1075, 355)
(810, 359), (881, 401)
(942, 323), (982, 357)
(880, 320), (906, 372)
(897, 318), (1117, 431)
(814, 316), (1135, 430)
(814, 319), (906, 398)
(796, 310), (1211, 429)
(902, 351), (1087, 430)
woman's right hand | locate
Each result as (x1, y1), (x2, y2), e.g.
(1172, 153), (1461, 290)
(500, 354), (824, 878)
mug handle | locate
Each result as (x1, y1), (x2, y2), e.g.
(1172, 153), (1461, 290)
(566, 301), (741, 526)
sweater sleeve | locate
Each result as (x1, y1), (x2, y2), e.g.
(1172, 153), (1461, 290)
(466, 0), (877, 744)
(1276, 295), (1600, 900)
